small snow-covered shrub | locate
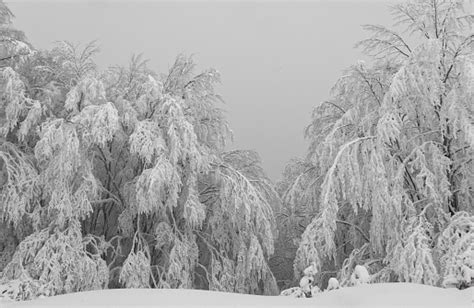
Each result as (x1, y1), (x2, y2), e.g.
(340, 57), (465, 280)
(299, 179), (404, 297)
(280, 286), (305, 298)
(310, 285), (321, 296)
(350, 265), (371, 286)
(280, 264), (318, 298)
(327, 277), (340, 291)
(299, 275), (313, 293)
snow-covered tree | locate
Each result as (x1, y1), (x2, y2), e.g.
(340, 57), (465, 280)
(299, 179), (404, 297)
(0, 2), (279, 300)
(0, 1), (31, 67)
(282, 0), (473, 288)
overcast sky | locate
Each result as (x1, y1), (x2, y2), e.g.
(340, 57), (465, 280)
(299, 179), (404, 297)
(6, 0), (395, 180)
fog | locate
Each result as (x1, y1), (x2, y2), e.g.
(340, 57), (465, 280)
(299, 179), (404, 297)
(7, 0), (394, 180)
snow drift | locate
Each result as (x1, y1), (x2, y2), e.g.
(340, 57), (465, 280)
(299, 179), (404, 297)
(2, 283), (472, 308)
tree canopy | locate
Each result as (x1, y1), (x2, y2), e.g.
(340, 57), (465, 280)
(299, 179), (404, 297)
(0, 1), (279, 300)
(280, 0), (473, 289)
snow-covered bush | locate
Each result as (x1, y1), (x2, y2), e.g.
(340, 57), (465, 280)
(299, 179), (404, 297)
(280, 286), (305, 298)
(327, 277), (339, 291)
(299, 275), (313, 293)
(350, 265), (371, 286)
(280, 264), (319, 298)
(310, 285), (321, 296)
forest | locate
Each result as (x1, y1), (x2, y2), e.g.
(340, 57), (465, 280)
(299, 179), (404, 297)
(0, 0), (472, 302)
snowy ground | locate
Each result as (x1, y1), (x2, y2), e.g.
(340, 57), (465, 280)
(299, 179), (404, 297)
(2, 283), (472, 308)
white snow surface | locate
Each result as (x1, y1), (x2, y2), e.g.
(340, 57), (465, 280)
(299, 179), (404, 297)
(2, 283), (472, 308)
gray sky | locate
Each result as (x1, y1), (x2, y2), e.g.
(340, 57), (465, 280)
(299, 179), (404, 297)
(6, 0), (394, 181)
